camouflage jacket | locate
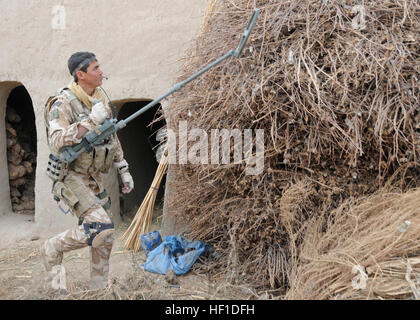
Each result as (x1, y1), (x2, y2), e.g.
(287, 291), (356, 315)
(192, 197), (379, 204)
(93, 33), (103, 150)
(46, 89), (125, 176)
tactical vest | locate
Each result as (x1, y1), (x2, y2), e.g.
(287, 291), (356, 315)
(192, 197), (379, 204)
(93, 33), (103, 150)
(44, 87), (117, 176)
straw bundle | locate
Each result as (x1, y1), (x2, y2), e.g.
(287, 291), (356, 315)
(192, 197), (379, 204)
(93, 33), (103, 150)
(121, 154), (168, 252)
(162, 0), (420, 293)
(285, 188), (420, 300)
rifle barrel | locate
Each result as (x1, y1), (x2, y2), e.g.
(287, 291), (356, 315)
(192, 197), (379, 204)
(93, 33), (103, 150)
(122, 8), (259, 126)
(122, 50), (234, 126)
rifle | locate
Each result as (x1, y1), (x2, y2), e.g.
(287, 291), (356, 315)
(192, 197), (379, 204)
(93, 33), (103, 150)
(60, 8), (260, 163)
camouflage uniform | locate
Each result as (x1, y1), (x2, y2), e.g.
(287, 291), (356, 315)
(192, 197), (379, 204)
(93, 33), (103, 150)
(40, 89), (130, 289)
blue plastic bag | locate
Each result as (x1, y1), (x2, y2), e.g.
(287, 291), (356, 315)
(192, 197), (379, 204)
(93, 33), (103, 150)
(142, 235), (210, 275)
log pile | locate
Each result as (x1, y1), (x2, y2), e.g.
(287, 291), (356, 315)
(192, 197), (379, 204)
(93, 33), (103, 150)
(6, 107), (36, 214)
(162, 0), (420, 297)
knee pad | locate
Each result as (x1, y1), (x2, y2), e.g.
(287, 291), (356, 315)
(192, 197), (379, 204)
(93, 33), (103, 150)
(92, 228), (114, 248)
(83, 222), (114, 248)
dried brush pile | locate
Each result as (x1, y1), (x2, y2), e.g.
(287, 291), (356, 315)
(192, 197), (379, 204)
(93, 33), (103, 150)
(164, 0), (420, 294)
(286, 187), (420, 299)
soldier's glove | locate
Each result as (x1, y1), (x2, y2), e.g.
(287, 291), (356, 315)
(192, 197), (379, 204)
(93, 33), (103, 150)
(121, 171), (134, 192)
(90, 100), (108, 126)
(114, 159), (129, 174)
(114, 160), (134, 192)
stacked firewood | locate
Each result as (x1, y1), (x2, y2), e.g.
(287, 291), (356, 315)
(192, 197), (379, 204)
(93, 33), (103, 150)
(6, 107), (36, 213)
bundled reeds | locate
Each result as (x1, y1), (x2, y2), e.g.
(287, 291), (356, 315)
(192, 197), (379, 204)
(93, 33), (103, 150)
(163, 0), (420, 295)
(121, 154), (168, 252)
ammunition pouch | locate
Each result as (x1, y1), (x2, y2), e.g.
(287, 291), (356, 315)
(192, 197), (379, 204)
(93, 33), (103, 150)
(92, 145), (106, 173)
(52, 181), (79, 210)
(72, 150), (94, 175)
(46, 154), (68, 181)
(71, 139), (116, 175)
(53, 175), (112, 218)
(54, 175), (96, 218)
(76, 190), (111, 225)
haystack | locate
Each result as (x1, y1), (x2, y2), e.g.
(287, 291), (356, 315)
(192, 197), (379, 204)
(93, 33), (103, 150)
(162, 0), (420, 296)
(285, 188), (420, 299)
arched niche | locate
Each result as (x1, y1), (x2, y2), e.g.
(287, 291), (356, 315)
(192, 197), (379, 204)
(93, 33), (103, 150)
(0, 82), (37, 219)
(114, 99), (166, 220)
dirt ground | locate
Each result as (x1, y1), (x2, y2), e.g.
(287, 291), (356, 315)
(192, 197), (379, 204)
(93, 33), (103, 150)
(0, 214), (260, 300)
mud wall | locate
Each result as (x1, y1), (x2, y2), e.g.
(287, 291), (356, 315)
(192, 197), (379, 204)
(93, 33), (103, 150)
(0, 0), (206, 238)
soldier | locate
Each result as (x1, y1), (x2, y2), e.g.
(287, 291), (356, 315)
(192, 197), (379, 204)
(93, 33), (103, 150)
(40, 52), (134, 290)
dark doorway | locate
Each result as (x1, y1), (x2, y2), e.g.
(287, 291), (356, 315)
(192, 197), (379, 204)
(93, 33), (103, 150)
(6, 85), (37, 215)
(116, 100), (166, 219)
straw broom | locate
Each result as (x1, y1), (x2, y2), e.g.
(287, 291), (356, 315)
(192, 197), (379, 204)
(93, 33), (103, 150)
(121, 152), (168, 252)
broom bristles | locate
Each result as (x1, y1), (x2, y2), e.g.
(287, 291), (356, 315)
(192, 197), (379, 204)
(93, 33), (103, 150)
(121, 154), (168, 251)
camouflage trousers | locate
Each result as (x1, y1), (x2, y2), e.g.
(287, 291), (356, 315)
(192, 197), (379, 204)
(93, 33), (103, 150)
(41, 172), (114, 290)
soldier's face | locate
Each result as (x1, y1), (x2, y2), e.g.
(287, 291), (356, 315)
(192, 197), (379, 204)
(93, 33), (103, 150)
(78, 60), (103, 88)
